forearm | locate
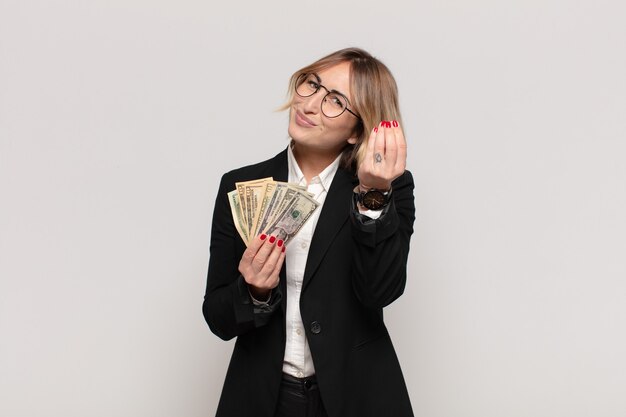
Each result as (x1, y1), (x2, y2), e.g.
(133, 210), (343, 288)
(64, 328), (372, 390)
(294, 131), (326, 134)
(203, 274), (281, 340)
(350, 171), (415, 308)
(203, 174), (281, 340)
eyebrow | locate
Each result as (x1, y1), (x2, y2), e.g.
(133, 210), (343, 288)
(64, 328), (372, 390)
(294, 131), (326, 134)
(312, 72), (352, 105)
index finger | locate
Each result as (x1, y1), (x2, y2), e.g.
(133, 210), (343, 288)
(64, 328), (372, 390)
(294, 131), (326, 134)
(365, 125), (378, 160)
(242, 233), (268, 261)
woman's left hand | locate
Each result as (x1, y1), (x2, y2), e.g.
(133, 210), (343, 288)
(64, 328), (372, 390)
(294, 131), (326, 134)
(357, 120), (407, 191)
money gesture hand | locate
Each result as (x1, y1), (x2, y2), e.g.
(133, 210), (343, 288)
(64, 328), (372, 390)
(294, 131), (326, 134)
(357, 120), (407, 192)
(238, 234), (285, 300)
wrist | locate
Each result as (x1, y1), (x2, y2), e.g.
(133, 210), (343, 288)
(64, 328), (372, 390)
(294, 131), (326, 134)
(248, 285), (271, 301)
(354, 185), (392, 211)
(358, 183), (392, 193)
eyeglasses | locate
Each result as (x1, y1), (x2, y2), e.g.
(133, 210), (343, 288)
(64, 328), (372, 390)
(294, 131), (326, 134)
(295, 73), (361, 120)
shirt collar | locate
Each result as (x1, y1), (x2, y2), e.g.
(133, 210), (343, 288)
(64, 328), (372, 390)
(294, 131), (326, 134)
(286, 145), (342, 192)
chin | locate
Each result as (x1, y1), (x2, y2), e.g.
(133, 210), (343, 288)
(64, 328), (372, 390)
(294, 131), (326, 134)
(287, 110), (298, 137)
(287, 122), (312, 144)
(287, 124), (298, 142)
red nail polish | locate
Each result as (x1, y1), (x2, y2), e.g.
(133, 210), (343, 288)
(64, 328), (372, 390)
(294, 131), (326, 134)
(380, 121), (385, 126)
(392, 120), (398, 127)
(260, 234), (267, 240)
(282, 246), (286, 253)
(387, 121), (392, 128)
(269, 236), (276, 244)
(277, 239), (284, 247)
(374, 127), (378, 133)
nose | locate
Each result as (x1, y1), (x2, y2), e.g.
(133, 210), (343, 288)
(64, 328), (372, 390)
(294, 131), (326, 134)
(300, 89), (325, 115)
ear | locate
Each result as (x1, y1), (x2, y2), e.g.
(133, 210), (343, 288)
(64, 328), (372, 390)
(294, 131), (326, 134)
(347, 120), (362, 145)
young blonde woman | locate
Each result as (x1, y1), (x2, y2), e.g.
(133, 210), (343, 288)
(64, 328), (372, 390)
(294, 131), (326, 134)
(203, 47), (415, 417)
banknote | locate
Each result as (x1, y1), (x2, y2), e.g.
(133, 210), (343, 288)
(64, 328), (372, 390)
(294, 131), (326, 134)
(250, 181), (277, 239)
(263, 191), (319, 243)
(227, 190), (249, 244)
(243, 181), (268, 237)
(255, 183), (299, 237)
(235, 177), (273, 231)
(228, 178), (318, 246)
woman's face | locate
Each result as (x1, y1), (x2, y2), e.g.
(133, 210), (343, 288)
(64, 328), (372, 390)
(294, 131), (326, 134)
(288, 61), (359, 156)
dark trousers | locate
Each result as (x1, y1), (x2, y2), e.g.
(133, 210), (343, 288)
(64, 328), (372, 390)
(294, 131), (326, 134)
(274, 374), (329, 417)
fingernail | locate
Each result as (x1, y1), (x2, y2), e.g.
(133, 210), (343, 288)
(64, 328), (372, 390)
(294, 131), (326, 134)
(374, 127), (378, 133)
(269, 236), (276, 244)
(282, 246), (286, 253)
(380, 121), (385, 126)
(392, 120), (398, 127)
(386, 121), (392, 128)
(260, 234), (267, 240)
(277, 239), (284, 247)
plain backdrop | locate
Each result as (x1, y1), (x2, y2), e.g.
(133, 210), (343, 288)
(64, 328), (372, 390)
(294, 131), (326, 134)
(1, 0), (625, 416)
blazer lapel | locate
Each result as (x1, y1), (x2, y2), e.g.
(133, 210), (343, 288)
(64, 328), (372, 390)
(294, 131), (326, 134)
(266, 148), (288, 183)
(301, 167), (356, 292)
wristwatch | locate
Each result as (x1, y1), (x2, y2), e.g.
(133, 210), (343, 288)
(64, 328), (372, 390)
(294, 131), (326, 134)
(355, 187), (392, 210)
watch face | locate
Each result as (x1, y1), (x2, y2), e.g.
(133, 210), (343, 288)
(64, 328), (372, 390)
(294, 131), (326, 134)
(362, 190), (386, 210)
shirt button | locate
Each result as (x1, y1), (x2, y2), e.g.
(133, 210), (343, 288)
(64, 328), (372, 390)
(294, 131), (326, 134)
(296, 328), (302, 336)
(300, 242), (307, 249)
(310, 321), (321, 334)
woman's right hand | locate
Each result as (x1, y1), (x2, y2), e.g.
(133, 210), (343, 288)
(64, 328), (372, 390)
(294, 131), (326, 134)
(238, 234), (285, 300)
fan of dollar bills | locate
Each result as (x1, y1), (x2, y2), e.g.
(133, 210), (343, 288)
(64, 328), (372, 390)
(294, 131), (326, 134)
(228, 178), (320, 246)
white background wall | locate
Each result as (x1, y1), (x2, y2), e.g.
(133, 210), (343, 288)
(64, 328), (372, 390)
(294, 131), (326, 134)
(1, 0), (625, 416)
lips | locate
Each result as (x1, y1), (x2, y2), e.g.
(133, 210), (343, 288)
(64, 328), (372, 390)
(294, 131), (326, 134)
(294, 110), (317, 127)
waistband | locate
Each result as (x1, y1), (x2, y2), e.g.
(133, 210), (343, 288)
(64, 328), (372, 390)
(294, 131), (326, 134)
(282, 373), (318, 391)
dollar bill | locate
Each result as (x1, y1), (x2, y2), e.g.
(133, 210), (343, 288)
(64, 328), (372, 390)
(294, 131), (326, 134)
(256, 183), (299, 237)
(227, 190), (249, 244)
(263, 191), (319, 243)
(250, 181), (277, 239)
(229, 177), (318, 245)
(243, 180), (269, 238)
(235, 177), (273, 231)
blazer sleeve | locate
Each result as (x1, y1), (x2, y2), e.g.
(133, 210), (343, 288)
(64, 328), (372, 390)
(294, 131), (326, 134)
(350, 170), (416, 309)
(202, 173), (282, 341)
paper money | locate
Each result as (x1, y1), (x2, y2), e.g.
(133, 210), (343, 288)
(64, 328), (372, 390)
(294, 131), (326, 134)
(227, 190), (249, 244)
(255, 183), (298, 237)
(228, 178), (319, 246)
(235, 177), (273, 232)
(263, 191), (319, 243)
(243, 181), (268, 237)
(251, 181), (277, 239)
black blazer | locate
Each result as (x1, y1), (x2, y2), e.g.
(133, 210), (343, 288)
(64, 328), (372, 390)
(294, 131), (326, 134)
(203, 148), (415, 417)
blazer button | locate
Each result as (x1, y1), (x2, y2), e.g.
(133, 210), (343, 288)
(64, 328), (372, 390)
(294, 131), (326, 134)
(310, 321), (321, 334)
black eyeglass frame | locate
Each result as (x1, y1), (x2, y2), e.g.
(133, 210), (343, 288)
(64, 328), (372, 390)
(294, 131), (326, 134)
(295, 73), (362, 120)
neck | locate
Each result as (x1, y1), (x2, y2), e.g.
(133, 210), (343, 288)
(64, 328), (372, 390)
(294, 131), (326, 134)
(292, 144), (341, 183)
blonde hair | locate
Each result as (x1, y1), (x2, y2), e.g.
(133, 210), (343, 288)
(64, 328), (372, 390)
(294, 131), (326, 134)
(281, 47), (402, 172)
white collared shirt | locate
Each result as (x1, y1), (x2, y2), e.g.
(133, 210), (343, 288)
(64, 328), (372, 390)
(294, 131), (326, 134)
(282, 145), (342, 378)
